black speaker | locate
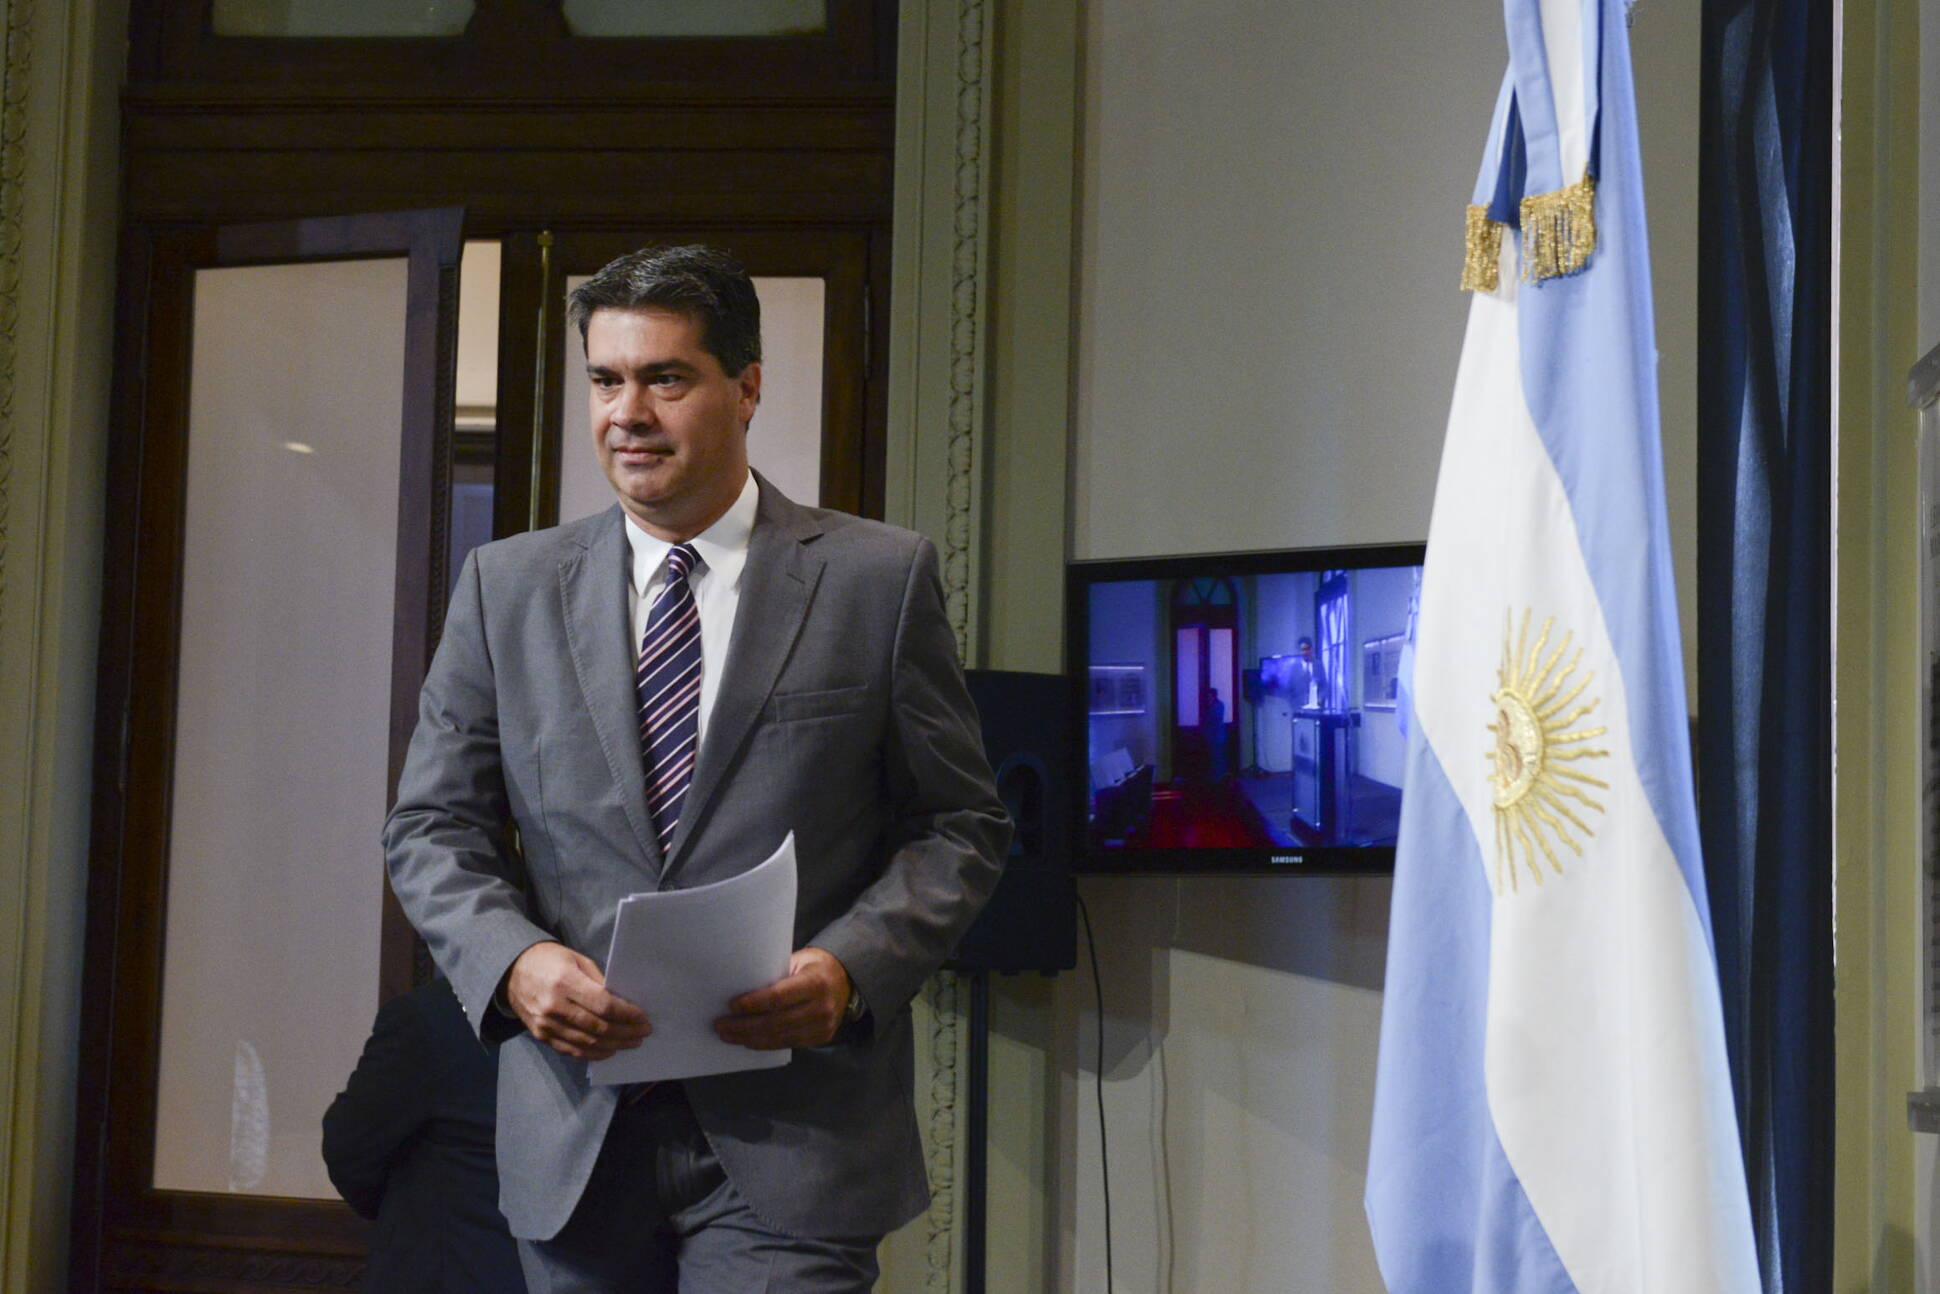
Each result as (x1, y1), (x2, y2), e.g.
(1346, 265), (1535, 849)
(946, 669), (1076, 974)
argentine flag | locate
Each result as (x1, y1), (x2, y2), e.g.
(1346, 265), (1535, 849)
(1364, 2), (1759, 1291)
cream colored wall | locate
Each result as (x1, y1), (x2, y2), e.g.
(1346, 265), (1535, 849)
(1835, 1), (1927, 1288)
(976, 4), (1081, 1290)
(0, 0), (125, 1288)
(1069, 0), (1701, 690)
(896, 0), (1703, 1287)
(984, 2), (1704, 1290)
(1926, 0), (1940, 353)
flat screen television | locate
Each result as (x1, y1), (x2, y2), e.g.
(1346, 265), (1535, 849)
(1069, 543), (1426, 875)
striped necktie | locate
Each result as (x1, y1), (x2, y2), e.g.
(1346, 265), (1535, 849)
(637, 543), (702, 855)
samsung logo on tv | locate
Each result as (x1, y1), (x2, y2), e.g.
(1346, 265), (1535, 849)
(1271, 853), (1308, 866)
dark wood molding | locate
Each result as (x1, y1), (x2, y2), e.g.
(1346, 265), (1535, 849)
(70, 224), (165, 1294)
(103, 229), (204, 1223)
(862, 226), (892, 520)
(103, 1232), (364, 1291)
(124, 150), (893, 230)
(390, 211), (467, 1003)
(124, 86), (896, 114)
(118, 6), (897, 231)
(490, 231), (552, 541)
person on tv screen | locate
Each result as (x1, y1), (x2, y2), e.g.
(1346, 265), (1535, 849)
(1289, 637), (1328, 710)
(1204, 687), (1229, 780)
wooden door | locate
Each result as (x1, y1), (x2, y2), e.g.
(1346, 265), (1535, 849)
(70, 208), (464, 1292)
(1169, 577), (1240, 782)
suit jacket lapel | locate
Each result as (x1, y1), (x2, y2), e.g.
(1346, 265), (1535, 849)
(559, 507), (663, 876)
(664, 475), (824, 875)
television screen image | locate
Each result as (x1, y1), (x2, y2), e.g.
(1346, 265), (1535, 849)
(1069, 544), (1425, 875)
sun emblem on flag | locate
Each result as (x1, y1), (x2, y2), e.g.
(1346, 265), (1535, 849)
(1485, 609), (1611, 894)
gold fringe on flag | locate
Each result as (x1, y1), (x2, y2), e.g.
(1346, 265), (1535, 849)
(1461, 204), (1503, 293)
(1518, 173), (1597, 282)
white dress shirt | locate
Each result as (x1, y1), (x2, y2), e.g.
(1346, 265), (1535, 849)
(623, 471), (758, 746)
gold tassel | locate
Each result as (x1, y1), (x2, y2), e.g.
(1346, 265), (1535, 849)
(1461, 204), (1503, 293)
(1519, 173), (1597, 282)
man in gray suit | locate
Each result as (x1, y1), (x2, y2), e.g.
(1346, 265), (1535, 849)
(1288, 635), (1329, 710)
(386, 244), (1008, 1291)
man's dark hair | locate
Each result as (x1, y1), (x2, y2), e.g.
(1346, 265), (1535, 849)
(567, 244), (762, 377)
(1297, 636), (1315, 650)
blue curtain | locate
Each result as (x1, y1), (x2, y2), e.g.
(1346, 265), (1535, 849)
(1696, 1), (1832, 1290)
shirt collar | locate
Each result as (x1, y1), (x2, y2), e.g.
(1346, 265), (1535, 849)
(623, 471), (759, 594)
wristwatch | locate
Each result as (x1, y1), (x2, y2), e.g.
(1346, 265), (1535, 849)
(843, 984), (867, 1025)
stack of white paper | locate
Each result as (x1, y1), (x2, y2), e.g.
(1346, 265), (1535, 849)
(588, 832), (798, 1085)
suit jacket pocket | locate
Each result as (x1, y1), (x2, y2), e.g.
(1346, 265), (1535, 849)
(768, 683), (872, 723)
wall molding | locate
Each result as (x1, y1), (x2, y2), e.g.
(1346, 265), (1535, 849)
(925, 6), (988, 1289)
(0, 0), (119, 1286)
(0, 0), (43, 1280)
(938, 0), (988, 659)
(1830, 0), (1924, 1282)
(104, 1238), (363, 1290)
(921, 970), (962, 1290)
(886, 0), (991, 652)
(0, 0), (32, 612)
(885, 1), (996, 1289)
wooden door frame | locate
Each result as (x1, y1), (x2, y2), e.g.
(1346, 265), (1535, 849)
(1167, 578), (1241, 781)
(69, 209), (463, 1293)
(80, 3), (899, 1282)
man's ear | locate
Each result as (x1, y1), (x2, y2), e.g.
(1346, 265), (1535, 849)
(737, 361), (762, 417)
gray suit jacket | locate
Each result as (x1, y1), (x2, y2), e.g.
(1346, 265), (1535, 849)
(384, 475), (1008, 1241)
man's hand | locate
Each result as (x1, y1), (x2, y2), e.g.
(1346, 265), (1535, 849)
(716, 946), (853, 1050)
(503, 941), (649, 1061)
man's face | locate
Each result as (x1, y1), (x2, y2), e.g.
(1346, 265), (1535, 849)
(1298, 641), (1314, 660)
(586, 306), (759, 541)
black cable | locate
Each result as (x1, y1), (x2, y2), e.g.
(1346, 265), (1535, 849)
(1074, 892), (1113, 1294)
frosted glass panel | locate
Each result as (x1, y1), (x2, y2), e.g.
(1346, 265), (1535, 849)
(563, 0), (827, 37)
(456, 239), (501, 414)
(1209, 628), (1235, 714)
(213, 0), (474, 36)
(559, 275), (825, 523)
(152, 259), (406, 1198)
(746, 278), (827, 507)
